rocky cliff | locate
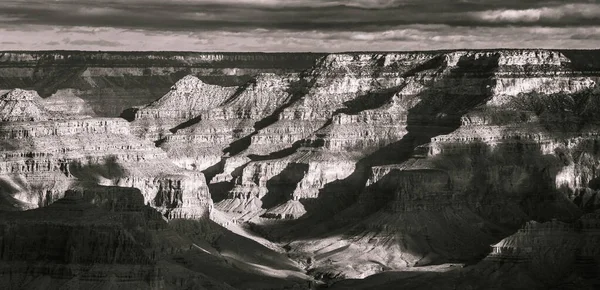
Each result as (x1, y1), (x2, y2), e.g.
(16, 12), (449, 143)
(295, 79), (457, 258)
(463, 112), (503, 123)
(3, 49), (600, 288)
(125, 49), (600, 285)
(0, 88), (212, 219)
(0, 52), (323, 116)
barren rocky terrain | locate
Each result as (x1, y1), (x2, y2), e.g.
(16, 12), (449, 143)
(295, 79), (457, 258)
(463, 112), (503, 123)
(1, 50), (599, 289)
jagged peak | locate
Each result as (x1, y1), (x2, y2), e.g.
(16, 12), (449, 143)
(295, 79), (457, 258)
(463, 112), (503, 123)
(0, 88), (58, 122)
(141, 75), (238, 114)
(1, 88), (43, 101)
(170, 75), (208, 90)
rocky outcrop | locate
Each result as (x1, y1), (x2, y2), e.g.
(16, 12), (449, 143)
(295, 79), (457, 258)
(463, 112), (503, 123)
(322, 211), (600, 289)
(0, 88), (61, 122)
(0, 89), (212, 219)
(478, 211), (600, 286)
(130, 75), (239, 140)
(155, 73), (299, 166)
(41, 88), (96, 117)
(0, 187), (165, 289)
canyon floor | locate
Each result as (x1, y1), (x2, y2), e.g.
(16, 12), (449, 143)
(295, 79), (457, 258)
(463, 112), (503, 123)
(1, 50), (600, 289)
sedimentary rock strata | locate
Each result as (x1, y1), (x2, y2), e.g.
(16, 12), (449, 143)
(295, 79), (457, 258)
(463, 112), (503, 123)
(123, 49), (600, 284)
(3, 49), (600, 288)
(0, 52), (323, 116)
(0, 88), (211, 219)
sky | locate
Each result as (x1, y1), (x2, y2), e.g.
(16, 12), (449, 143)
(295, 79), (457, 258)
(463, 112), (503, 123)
(0, 0), (600, 51)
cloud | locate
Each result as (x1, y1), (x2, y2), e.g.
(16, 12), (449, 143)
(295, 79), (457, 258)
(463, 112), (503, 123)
(66, 39), (122, 47)
(4, 0), (598, 32)
(0, 24), (598, 52)
(0, 0), (599, 51)
(472, 4), (600, 24)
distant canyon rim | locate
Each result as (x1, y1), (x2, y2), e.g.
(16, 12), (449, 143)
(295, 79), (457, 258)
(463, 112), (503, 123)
(0, 50), (599, 289)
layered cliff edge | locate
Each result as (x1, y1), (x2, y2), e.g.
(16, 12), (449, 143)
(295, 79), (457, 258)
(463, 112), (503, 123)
(123, 49), (600, 286)
(0, 88), (213, 219)
(0, 52), (324, 116)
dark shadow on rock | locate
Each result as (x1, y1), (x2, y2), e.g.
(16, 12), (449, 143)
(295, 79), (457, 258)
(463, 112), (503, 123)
(252, 52), (503, 241)
(223, 76), (315, 157)
(34, 60), (88, 98)
(262, 163), (309, 209)
(208, 182), (234, 204)
(224, 133), (254, 156)
(248, 140), (305, 162)
(202, 159), (228, 203)
(119, 107), (139, 122)
(68, 155), (126, 183)
(210, 161), (249, 203)
(202, 160), (224, 184)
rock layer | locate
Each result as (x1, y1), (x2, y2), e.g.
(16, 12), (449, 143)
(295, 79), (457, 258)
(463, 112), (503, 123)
(0, 89), (212, 219)
(4, 49), (600, 287)
(125, 49), (600, 281)
(0, 51), (324, 116)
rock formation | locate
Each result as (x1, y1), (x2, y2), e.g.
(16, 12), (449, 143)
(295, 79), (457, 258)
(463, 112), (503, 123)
(125, 49), (600, 284)
(0, 88), (211, 219)
(3, 49), (600, 288)
(0, 52), (323, 116)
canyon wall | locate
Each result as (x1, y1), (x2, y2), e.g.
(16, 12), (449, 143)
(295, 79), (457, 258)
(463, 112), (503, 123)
(3, 49), (600, 288)
(0, 88), (212, 219)
(126, 49), (600, 283)
(0, 51), (323, 116)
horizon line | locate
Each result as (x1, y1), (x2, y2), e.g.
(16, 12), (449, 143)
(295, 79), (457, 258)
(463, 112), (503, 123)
(2, 48), (600, 54)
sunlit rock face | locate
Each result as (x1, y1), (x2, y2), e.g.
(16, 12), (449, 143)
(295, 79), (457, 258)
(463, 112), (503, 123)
(129, 75), (239, 140)
(198, 50), (600, 281)
(0, 52), (323, 117)
(157, 73), (300, 172)
(296, 50), (600, 280)
(0, 89), (212, 219)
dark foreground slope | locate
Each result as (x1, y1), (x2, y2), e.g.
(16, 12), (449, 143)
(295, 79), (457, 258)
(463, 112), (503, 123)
(0, 186), (315, 289)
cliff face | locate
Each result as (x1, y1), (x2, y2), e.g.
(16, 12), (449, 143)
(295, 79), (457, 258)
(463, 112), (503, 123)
(4, 49), (600, 287)
(0, 52), (323, 116)
(125, 49), (600, 283)
(0, 89), (212, 219)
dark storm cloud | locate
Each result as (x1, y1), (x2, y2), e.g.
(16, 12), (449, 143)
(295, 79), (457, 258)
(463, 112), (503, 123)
(1, 0), (600, 33)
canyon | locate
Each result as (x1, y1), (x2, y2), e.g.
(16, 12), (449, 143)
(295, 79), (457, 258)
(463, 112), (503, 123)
(1, 50), (600, 289)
